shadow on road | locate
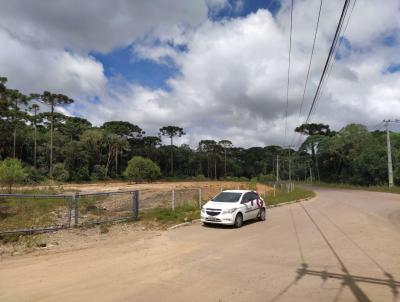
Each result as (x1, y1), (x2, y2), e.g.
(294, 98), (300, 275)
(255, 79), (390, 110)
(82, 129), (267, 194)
(268, 203), (400, 302)
(201, 219), (261, 229)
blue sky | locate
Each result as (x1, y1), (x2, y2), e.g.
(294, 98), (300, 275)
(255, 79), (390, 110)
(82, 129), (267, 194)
(1, 0), (399, 147)
(92, 0), (281, 92)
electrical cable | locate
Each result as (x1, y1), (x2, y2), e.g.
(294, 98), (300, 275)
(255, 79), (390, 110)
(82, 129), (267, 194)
(284, 0), (294, 144)
(304, 0), (352, 124)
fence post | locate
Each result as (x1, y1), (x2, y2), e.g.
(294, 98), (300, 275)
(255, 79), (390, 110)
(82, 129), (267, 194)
(172, 189), (175, 210)
(74, 193), (79, 226)
(273, 184), (276, 197)
(67, 196), (73, 228)
(199, 188), (202, 209)
(133, 190), (139, 219)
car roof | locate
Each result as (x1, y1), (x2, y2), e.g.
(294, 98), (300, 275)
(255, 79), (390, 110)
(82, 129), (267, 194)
(221, 190), (254, 194)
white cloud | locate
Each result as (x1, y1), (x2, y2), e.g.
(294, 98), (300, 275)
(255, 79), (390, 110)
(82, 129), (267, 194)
(0, 29), (106, 98)
(0, 0), (222, 53)
(0, 0), (400, 148)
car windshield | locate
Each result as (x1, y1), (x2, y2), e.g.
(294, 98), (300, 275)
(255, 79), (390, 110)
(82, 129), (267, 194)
(211, 192), (242, 203)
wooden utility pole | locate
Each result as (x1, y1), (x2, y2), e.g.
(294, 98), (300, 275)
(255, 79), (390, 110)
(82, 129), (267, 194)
(276, 155), (280, 182)
(383, 120), (399, 188)
(285, 146), (293, 182)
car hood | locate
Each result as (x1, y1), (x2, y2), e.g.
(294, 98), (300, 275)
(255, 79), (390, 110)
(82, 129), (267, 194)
(203, 201), (239, 209)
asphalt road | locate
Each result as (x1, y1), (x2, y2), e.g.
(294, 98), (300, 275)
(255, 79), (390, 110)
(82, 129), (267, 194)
(1, 188), (399, 302)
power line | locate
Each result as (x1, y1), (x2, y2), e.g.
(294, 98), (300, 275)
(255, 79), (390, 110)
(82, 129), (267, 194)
(292, 0), (323, 146)
(284, 0), (294, 144)
(304, 0), (352, 124)
(294, 0), (356, 149)
(310, 0), (357, 119)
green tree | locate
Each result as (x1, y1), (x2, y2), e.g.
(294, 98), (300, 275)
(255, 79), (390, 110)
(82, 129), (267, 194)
(7, 89), (29, 158)
(31, 92), (74, 178)
(159, 126), (185, 176)
(29, 104), (41, 168)
(0, 158), (26, 193)
(102, 121), (144, 139)
(60, 116), (92, 141)
(123, 156), (161, 183)
(198, 140), (221, 179)
(296, 123), (332, 181)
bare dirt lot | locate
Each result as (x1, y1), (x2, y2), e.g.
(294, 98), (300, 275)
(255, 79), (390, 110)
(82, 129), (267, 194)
(1, 187), (399, 302)
(52, 180), (269, 194)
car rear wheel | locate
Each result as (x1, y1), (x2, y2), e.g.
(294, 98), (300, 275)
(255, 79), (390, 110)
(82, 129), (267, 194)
(258, 208), (266, 221)
(234, 213), (243, 228)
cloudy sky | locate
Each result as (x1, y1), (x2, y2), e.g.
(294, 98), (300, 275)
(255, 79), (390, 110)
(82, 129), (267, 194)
(0, 0), (399, 148)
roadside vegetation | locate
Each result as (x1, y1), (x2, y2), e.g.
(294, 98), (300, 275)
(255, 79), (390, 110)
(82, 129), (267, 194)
(263, 187), (315, 206)
(1, 76), (399, 188)
(141, 203), (200, 225)
(307, 182), (400, 194)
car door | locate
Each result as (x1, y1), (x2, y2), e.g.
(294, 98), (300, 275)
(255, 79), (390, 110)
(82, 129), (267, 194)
(248, 192), (260, 219)
(251, 192), (262, 218)
(241, 193), (256, 221)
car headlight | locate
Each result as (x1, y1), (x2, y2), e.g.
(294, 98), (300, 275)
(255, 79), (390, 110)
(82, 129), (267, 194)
(201, 207), (205, 214)
(222, 208), (237, 214)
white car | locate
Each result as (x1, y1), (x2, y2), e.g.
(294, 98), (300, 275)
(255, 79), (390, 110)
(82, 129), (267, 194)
(201, 190), (266, 228)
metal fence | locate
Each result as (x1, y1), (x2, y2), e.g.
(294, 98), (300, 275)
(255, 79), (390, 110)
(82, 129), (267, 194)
(138, 184), (250, 212)
(0, 191), (138, 234)
(74, 190), (138, 226)
(0, 183), (257, 234)
(0, 193), (74, 234)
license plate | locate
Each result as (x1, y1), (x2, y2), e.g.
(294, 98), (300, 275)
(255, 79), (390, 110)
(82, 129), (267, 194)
(207, 216), (218, 221)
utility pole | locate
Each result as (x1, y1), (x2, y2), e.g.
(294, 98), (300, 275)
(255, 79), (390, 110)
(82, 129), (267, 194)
(383, 120), (399, 188)
(285, 146), (293, 182)
(276, 155), (280, 182)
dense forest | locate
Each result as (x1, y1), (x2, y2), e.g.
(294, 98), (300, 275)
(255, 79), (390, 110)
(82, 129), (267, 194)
(0, 76), (399, 185)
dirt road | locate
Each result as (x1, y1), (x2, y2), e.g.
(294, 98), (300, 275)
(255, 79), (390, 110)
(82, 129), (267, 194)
(1, 188), (399, 302)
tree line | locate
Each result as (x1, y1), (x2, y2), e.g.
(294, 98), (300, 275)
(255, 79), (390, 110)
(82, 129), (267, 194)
(0, 76), (399, 186)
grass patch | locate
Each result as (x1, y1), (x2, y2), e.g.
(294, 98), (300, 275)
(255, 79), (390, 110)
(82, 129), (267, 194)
(0, 187), (63, 195)
(263, 187), (315, 206)
(307, 182), (400, 194)
(0, 187), (72, 232)
(141, 203), (200, 225)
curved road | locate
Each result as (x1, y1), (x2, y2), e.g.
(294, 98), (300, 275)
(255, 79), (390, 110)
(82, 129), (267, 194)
(1, 188), (400, 302)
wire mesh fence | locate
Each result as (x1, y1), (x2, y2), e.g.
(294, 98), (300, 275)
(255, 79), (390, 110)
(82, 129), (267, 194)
(0, 182), (258, 234)
(75, 191), (138, 226)
(0, 194), (73, 234)
(138, 183), (253, 212)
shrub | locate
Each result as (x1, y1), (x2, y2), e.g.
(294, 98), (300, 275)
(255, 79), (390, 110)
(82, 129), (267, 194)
(0, 158), (26, 193)
(123, 156), (161, 183)
(23, 165), (45, 184)
(258, 174), (276, 183)
(52, 163), (69, 182)
(91, 165), (107, 181)
(192, 174), (207, 181)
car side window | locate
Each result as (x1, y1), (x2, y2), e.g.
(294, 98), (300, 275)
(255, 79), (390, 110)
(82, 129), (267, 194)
(241, 193), (250, 203)
(250, 192), (259, 200)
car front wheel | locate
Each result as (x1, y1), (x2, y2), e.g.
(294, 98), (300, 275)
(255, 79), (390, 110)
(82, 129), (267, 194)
(234, 213), (243, 228)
